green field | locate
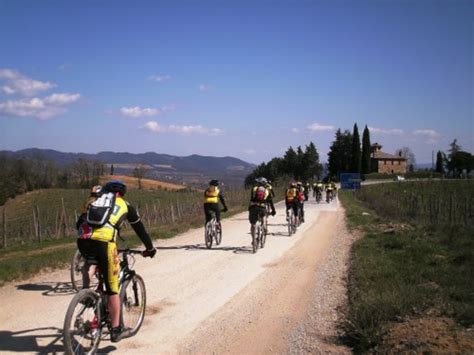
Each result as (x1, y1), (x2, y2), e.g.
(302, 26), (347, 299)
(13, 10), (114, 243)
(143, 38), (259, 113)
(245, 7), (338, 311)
(340, 180), (474, 352)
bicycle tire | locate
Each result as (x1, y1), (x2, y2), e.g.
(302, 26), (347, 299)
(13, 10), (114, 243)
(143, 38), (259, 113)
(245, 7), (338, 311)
(215, 224), (222, 245)
(256, 225), (261, 250)
(64, 289), (102, 355)
(260, 223), (267, 248)
(251, 225), (257, 254)
(70, 250), (85, 292)
(204, 222), (213, 249)
(120, 274), (146, 338)
(287, 211), (293, 236)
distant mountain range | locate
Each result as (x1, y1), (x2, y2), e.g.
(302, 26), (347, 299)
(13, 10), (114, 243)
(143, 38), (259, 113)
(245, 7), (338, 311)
(0, 148), (256, 187)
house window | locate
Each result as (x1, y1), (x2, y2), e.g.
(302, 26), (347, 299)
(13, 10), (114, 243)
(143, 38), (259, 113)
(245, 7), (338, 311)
(384, 160), (387, 165)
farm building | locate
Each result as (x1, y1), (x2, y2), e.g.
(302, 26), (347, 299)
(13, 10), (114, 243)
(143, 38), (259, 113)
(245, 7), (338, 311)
(371, 143), (407, 174)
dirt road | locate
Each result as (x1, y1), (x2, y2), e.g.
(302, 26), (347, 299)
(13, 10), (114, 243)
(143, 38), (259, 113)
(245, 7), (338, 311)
(0, 195), (350, 354)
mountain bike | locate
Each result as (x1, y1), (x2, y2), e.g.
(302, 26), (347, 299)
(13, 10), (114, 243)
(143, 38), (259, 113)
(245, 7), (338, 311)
(70, 249), (85, 292)
(326, 190), (334, 203)
(250, 211), (267, 253)
(287, 208), (297, 236)
(63, 249), (147, 354)
(315, 189), (322, 203)
(204, 210), (222, 249)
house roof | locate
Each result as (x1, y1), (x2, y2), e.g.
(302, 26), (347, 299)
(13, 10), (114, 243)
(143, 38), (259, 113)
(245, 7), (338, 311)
(372, 151), (406, 160)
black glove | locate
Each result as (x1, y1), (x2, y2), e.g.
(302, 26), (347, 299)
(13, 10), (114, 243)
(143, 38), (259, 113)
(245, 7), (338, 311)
(142, 248), (156, 258)
(222, 206), (228, 212)
(271, 210), (276, 216)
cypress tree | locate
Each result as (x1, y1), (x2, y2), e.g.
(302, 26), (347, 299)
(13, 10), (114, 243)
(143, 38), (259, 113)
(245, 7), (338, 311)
(351, 123), (361, 173)
(361, 125), (371, 174)
(435, 151), (444, 174)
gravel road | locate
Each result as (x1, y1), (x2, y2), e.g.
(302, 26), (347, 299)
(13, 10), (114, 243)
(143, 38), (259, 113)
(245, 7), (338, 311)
(0, 195), (353, 354)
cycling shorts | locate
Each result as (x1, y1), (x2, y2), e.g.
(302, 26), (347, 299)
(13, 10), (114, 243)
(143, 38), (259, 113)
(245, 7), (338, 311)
(77, 238), (120, 295)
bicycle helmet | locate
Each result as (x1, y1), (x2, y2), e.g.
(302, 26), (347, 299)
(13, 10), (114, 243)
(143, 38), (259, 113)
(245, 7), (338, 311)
(104, 180), (127, 196)
(255, 177), (268, 186)
(209, 179), (219, 186)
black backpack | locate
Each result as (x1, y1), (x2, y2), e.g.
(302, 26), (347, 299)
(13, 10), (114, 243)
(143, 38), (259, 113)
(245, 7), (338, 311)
(86, 191), (116, 226)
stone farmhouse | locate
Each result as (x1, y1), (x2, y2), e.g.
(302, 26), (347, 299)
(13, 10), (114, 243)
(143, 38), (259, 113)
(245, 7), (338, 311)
(371, 143), (407, 174)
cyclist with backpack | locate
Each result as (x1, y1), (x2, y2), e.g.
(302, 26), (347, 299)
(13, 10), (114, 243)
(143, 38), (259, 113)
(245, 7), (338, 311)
(75, 180), (156, 343)
(203, 179), (228, 228)
(285, 181), (303, 225)
(248, 177), (275, 235)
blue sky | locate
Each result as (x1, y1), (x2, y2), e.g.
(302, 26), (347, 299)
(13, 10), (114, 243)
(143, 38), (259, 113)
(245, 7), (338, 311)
(0, 0), (472, 165)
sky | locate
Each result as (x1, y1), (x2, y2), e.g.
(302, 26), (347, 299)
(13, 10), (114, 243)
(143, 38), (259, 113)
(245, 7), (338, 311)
(0, 0), (472, 165)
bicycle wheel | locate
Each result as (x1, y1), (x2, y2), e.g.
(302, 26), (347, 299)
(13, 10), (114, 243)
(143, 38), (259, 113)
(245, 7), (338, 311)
(256, 225), (261, 250)
(64, 289), (102, 355)
(70, 250), (85, 292)
(288, 211), (293, 236)
(120, 274), (146, 338)
(204, 222), (213, 249)
(251, 225), (257, 254)
(260, 222), (267, 248)
(215, 223), (222, 245)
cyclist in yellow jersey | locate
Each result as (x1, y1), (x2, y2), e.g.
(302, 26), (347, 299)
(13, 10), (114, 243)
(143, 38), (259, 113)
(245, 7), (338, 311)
(264, 180), (277, 215)
(203, 179), (228, 227)
(76, 180), (156, 343)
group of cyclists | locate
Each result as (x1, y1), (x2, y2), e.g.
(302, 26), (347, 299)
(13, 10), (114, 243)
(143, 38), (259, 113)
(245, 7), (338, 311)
(73, 176), (337, 345)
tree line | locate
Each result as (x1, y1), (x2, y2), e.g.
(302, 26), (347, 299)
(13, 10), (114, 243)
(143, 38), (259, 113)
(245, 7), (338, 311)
(245, 123), (474, 184)
(0, 154), (105, 205)
(244, 142), (323, 187)
(435, 139), (473, 178)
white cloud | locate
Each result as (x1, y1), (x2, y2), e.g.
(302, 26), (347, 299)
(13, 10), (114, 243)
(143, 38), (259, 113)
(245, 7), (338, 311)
(0, 98), (65, 119)
(307, 123), (335, 131)
(243, 149), (256, 155)
(0, 68), (56, 96)
(120, 106), (162, 118)
(198, 84), (212, 92)
(412, 129), (440, 138)
(148, 74), (171, 82)
(368, 126), (404, 135)
(44, 93), (81, 105)
(291, 128), (300, 133)
(142, 121), (167, 133)
(0, 92), (81, 120)
(412, 129), (441, 143)
(142, 121), (223, 136)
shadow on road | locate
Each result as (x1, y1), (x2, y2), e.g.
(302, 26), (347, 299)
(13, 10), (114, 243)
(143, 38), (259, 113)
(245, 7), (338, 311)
(16, 282), (75, 296)
(0, 326), (116, 353)
(157, 244), (252, 254)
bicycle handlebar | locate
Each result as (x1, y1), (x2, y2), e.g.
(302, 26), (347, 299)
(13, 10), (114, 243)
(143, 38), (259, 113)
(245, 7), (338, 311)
(117, 248), (146, 255)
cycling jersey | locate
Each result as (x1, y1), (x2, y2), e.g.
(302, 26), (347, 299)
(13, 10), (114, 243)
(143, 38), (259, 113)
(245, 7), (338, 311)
(76, 196), (153, 295)
(204, 186), (220, 204)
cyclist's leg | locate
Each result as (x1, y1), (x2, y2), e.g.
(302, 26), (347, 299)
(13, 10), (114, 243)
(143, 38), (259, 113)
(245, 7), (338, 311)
(95, 240), (121, 329)
(77, 239), (98, 289)
(249, 205), (259, 232)
(203, 203), (213, 225)
(292, 201), (299, 225)
(213, 203), (221, 225)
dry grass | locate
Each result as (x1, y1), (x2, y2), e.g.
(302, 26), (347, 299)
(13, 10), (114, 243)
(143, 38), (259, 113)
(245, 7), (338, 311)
(100, 175), (187, 191)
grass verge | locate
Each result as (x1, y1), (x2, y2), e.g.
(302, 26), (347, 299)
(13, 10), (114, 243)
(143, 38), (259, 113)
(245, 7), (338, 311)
(339, 190), (474, 353)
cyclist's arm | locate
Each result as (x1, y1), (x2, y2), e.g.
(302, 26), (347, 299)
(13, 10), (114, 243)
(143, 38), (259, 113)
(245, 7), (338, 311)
(218, 193), (228, 209)
(126, 203), (154, 250)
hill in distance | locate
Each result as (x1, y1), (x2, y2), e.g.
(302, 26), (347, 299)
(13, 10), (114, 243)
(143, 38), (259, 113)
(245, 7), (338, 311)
(0, 148), (256, 188)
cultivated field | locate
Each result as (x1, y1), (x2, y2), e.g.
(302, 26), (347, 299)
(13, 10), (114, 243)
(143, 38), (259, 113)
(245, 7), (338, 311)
(340, 180), (474, 353)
